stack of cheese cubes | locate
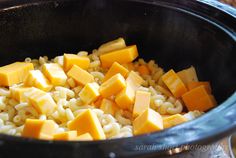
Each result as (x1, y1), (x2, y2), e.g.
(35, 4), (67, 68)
(0, 37), (216, 141)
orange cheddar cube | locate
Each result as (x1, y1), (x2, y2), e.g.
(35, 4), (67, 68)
(22, 119), (56, 140)
(100, 99), (118, 116)
(10, 87), (32, 103)
(67, 65), (94, 86)
(103, 62), (129, 82)
(76, 133), (93, 141)
(187, 81), (212, 94)
(162, 69), (187, 98)
(24, 70), (52, 92)
(98, 37), (126, 54)
(133, 91), (151, 117)
(0, 62), (34, 86)
(53, 131), (77, 141)
(156, 85), (173, 97)
(64, 53), (90, 71)
(163, 114), (188, 128)
(99, 73), (126, 98)
(133, 108), (163, 135)
(42, 63), (67, 86)
(24, 87), (57, 114)
(182, 85), (216, 111)
(79, 82), (100, 104)
(177, 66), (198, 85)
(68, 109), (105, 140)
(100, 45), (139, 68)
(92, 96), (103, 108)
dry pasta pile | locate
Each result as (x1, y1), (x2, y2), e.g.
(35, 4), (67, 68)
(0, 38), (216, 141)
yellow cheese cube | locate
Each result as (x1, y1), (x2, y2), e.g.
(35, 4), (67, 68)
(0, 62), (34, 86)
(115, 71), (144, 110)
(24, 70), (52, 92)
(133, 108), (163, 135)
(99, 73), (126, 98)
(53, 131), (77, 141)
(177, 66), (198, 85)
(115, 82), (135, 110)
(133, 91), (151, 118)
(24, 87), (57, 115)
(100, 45), (139, 68)
(68, 109), (105, 140)
(79, 82), (100, 104)
(163, 114), (188, 128)
(103, 62), (129, 82)
(76, 133), (93, 141)
(100, 99), (118, 116)
(64, 53), (90, 71)
(126, 71), (144, 87)
(98, 37), (126, 54)
(10, 87), (32, 103)
(67, 65), (94, 85)
(22, 119), (56, 140)
(42, 63), (67, 86)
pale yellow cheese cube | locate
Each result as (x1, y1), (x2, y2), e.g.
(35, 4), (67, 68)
(100, 99), (118, 116)
(76, 133), (93, 141)
(53, 131), (77, 141)
(163, 114), (188, 128)
(133, 91), (151, 118)
(103, 62), (129, 82)
(67, 65), (94, 85)
(24, 87), (57, 115)
(79, 82), (100, 104)
(126, 71), (144, 87)
(42, 63), (67, 86)
(133, 108), (163, 135)
(177, 66), (198, 85)
(98, 37), (126, 54)
(68, 109), (105, 140)
(0, 62), (34, 86)
(99, 73), (126, 98)
(10, 87), (32, 103)
(64, 53), (90, 71)
(22, 119), (57, 140)
(24, 70), (52, 92)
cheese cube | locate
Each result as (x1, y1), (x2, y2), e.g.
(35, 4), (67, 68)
(10, 87), (32, 103)
(99, 73), (126, 98)
(133, 91), (151, 118)
(177, 66), (198, 85)
(98, 37), (126, 54)
(133, 108), (163, 135)
(22, 119), (56, 140)
(100, 45), (139, 68)
(162, 69), (187, 98)
(24, 87), (57, 114)
(0, 62), (34, 86)
(187, 81), (212, 94)
(68, 109), (105, 140)
(53, 131), (77, 141)
(100, 99), (118, 116)
(115, 82), (135, 110)
(156, 85), (173, 97)
(67, 65), (94, 85)
(163, 114), (187, 128)
(79, 82), (100, 104)
(64, 53), (90, 71)
(92, 96), (103, 108)
(76, 133), (93, 141)
(24, 70), (52, 92)
(115, 71), (144, 110)
(103, 62), (129, 82)
(182, 85), (216, 111)
(42, 63), (67, 86)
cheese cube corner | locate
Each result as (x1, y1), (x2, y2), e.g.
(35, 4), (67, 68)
(64, 53), (90, 71)
(79, 82), (100, 104)
(177, 66), (198, 85)
(133, 108), (163, 135)
(76, 133), (93, 141)
(100, 99), (118, 116)
(163, 114), (188, 128)
(53, 131), (77, 141)
(133, 91), (151, 118)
